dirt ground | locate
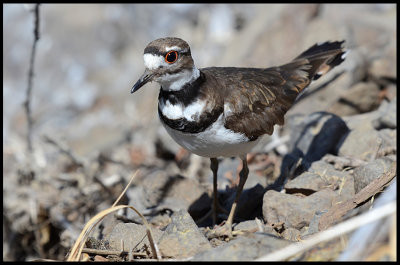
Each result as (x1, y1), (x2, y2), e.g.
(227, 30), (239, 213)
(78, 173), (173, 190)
(3, 4), (396, 261)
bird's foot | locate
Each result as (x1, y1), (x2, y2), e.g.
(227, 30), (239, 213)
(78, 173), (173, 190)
(205, 221), (237, 240)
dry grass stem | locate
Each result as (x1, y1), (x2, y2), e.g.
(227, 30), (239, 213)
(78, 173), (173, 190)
(67, 170), (161, 261)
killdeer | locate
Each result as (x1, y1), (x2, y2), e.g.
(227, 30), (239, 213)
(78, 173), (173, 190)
(131, 37), (347, 238)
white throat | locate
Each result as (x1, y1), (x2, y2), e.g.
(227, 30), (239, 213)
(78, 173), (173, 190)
(158, 67), (200, 91)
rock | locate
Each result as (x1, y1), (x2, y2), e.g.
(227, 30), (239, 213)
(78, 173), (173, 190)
(94, 214), (124, 240)
(377, 129), (397, 154)
(285, 172), (322, 193)
(141, 172), (211, 219)
(303, 210), (326, 237)
(263, 189), (338, 230)
(262, 223), (282, 237)
(342, 109), (381, 131)
(193, 233), (290, 261)
(294, 237), (345, 261)
(372, 98), (396, 130)
(125, 185), (148, 223)
(352, 157), (396, 193)
(328, 82), (381, 116)
(368, 39), (396, 78)
(306, 160), (355, 201)
(383, 84), (396, 101)
(284, 163), (355, 202)
(281, 227), (301, 242)
(338, 127), (382, 161)
(286, 112), (349, 165)
(158, 209), (211, 259)
(340, 97), (395, 130)
(233, 219), (261, 233)
(107, 223), (163, 252)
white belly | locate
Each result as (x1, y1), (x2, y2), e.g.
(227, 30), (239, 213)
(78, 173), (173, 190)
(160, 114), (262, 158)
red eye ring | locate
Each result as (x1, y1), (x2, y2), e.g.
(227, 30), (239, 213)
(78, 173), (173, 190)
(165, 51), (178, 64)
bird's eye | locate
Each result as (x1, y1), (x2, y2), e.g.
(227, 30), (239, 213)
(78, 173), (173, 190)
(165, 51), (178, 64)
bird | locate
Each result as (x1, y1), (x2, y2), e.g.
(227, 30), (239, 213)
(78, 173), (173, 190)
(131, 37), (347, 238)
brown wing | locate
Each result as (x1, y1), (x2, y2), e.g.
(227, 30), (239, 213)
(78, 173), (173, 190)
(202, 62), (311, 139)
(201, 41), (346, 139)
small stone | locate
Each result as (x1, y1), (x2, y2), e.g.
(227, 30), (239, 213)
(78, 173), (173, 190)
(338, 128), (382, 161)
(281, 227), (301, 242)
(372, 98), (397, 130)
(193, 233), (290, 261)
(352, 157), (396, 193)
(107, 223), (163, 253)
(158, 209), (211, 259)
(262, 223), (282, 237)
(302, 210), (326, 237)
(377, 129), (397, 155)
(329, 82), (381, 116)
(141, 172), (211, 219)
(233, 219), (261, 233)
(307, 160), (355, 201)
(263, 189), (338, 230)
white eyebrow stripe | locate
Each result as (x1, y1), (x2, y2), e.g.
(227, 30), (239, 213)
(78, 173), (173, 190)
(165, 46), (181, 52)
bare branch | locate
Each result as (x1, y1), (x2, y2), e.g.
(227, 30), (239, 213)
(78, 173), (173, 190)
(24, 4), (40, 154)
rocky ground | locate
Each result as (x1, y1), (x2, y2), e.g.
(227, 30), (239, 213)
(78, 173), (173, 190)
(3, 4), (396, 261)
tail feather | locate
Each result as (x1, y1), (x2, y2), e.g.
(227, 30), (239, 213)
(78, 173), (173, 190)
(295, 41), (345, 60)
(294, 41), (346, 81)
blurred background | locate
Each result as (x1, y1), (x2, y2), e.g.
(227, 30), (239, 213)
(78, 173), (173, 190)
(3, 3), (396, 261)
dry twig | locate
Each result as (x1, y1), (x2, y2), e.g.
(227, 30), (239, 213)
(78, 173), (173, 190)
(318, 162), (396, 230)
(24, 4), (40, 154)
(42, 135), (84, 168)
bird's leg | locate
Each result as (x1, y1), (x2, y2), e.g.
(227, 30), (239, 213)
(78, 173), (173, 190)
(225, 155), (249, 234)
(210, 157), (219, 225)
(207, 154), (249, 239)
(195, 158), (227, 225)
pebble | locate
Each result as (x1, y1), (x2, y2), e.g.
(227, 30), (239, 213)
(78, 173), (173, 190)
(158, 209), (212, 258)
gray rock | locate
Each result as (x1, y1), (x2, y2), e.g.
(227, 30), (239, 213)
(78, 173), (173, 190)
(342, 108), (382, 131)
(233, 219), (261, 233)
(328, 82), (381, 116)
(372, 98), (397, 130)
(263, 189), (338, 230)
(368, 41), (397, 78)
(283, 160), (355, 203)
(262, 223), (282, 237)
(126, 185), (148, 222)
(158, 209), (211, 259)
(193, 233), (290, 261)
(339, 98), (396, 161)
(141, 172), (211, 219)
(338, 127), (382, 161)
(302, 210), (326, 237)
(281, 227), (301, 242)
(107, 223), (164, 252)
(352, 157), (396, 193)
(307, 160), (355, 201)
(284, 172), (324, 193)
(377, 128), (397, 153)
(286, 112), (350, 164)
